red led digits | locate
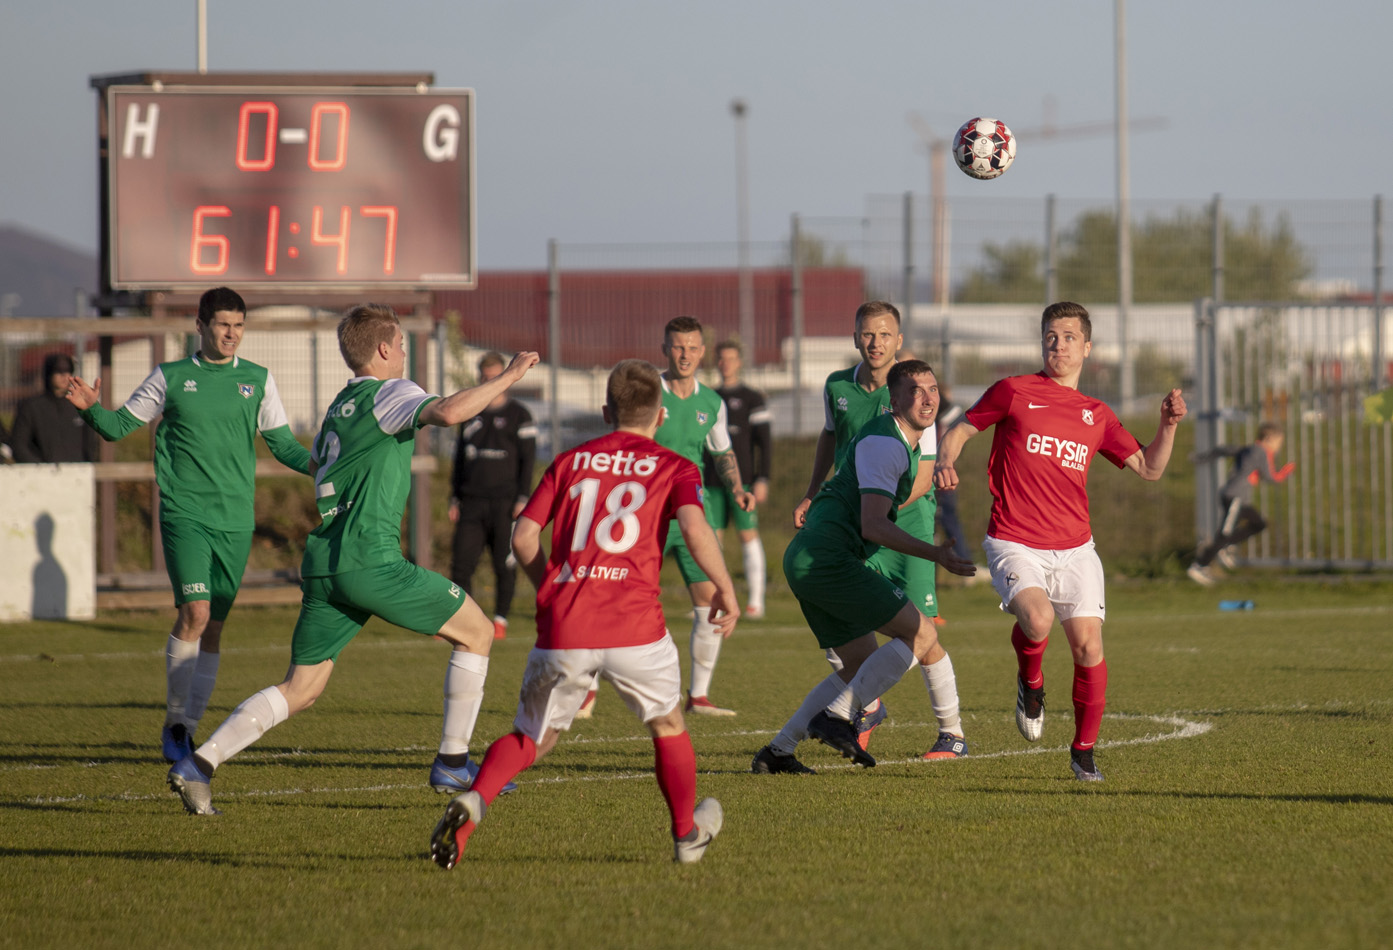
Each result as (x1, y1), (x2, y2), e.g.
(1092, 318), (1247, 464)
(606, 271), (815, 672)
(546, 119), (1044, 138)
(360, 206), (398, 274)
(236, 102), (278, 171)
(190, 206), (231, 274)
(311, 206), (351, 274)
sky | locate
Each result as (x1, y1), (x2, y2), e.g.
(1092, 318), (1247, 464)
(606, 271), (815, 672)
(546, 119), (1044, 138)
(2, 1), (1390, 270)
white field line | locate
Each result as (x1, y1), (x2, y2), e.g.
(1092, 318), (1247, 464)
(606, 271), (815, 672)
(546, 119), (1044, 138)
(14, 711), (1213, 805)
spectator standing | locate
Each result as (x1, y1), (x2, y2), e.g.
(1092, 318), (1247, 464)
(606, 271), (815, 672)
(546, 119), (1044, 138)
(449, 351), (538, 639)
(11, 353), (98, 463)
(704, 340), (773, 617)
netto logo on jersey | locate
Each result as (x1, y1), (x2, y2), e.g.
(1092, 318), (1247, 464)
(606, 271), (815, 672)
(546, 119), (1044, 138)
(328, 401), (357, 419)
(570, 449), (658, 477)
(181, 582), (209, 595)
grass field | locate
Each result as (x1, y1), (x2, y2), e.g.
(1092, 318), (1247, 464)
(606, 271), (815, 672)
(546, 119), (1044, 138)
(3, 574), (1391, 949)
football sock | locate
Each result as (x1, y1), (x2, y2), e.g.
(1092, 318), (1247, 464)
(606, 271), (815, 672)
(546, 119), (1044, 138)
(653, 733), (697, 839)
(689, 607), (722, 698)
(195, 685), (290, 771)
(828, 638), (916, 720)
(1011, 623), (1048, 688)
(184, 649), (221, 730)
(1071, 659), (1109, 750)
(439, 649), (489, 757)
(473, 732), (536, 805)
(741, 538), (766, 612)
(164, 635), (199, 727)
(770, 673), (846, 755)
(921, 652), (963, 736)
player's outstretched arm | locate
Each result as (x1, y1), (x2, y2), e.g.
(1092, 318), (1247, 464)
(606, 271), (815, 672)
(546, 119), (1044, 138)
(420, 351), (541, 428)
(511, 515), (548, 590)
(859, 494), (977, 577)
(66, 375), (148, 442)
(676, 504), (739, 637)
(793, 428), (837, 527)
(1127, 388), (1187, 481)
(933, 420), (980, 491)
(262, 426), (312, 475)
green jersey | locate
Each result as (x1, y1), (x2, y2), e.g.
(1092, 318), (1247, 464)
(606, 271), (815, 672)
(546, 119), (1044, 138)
(79, 354), (309, 528)
(823, 363), (895, 467)
(301, 376), (438, 577)
(656, 377), (733, 467)
(803, 412), (922, 561)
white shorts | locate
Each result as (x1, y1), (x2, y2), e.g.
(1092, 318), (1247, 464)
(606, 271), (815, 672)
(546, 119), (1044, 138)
(982, 535), (1107, 622)
(512, 633), (682, 741)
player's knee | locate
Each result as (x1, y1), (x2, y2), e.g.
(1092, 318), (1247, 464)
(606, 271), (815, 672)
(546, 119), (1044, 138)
(175, 601), (212, 638)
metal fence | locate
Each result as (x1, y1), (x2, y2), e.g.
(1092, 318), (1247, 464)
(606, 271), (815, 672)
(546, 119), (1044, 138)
(1194, 301), (1393, 569)
(1, 193), (1388, 573)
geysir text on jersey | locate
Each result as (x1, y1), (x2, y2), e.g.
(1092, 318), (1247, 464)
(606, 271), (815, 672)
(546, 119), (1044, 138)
(1025, 433), (1090, 472)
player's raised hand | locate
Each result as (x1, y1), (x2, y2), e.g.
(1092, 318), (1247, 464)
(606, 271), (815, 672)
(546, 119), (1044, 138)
(1161, 388), (1187, 426)
(65, 375), (100, 410)
(933, 459), (960, 492)
(507, 351), (541, 379)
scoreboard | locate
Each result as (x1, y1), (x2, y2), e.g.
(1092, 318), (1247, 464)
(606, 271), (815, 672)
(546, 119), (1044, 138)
(97, 75), (475, 292)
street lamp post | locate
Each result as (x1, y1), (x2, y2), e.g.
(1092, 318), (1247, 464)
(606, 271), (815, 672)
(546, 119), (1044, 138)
(731, 98), (754, 360)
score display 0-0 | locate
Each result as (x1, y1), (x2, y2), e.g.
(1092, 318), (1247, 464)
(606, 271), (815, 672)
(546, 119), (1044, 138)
(105, 85), (475, 290)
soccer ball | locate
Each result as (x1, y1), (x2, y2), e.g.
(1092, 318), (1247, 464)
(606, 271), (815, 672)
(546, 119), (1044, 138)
(952, 117), (1016, 180)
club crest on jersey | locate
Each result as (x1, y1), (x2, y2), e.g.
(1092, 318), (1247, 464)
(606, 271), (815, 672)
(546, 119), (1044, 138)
(239, 384), (255, 399)
(880, 406), (892, 415)
(696, 410), (708, 425)
(1082, 409), (1095, 425)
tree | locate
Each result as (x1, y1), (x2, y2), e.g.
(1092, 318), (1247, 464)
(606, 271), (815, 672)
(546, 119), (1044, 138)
(956, 206), (1313, 304)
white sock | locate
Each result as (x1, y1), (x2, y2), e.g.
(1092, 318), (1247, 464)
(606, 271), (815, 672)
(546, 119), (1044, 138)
(439, 649), (489, 757)
(742, 538), (766, 612)
(828, 638), (917, 719)
(184, 650), (221, 731)
(921, 653), (963, 736)
(165, 635), (199, 728)
(771, 673), (846, 755)
(689, 607), (722, 698)
(195, 685), (290, 771)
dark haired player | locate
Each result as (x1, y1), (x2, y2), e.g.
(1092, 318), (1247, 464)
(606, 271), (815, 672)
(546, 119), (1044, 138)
(935, 301), (1187, 781)
(66, 287), (310, 764)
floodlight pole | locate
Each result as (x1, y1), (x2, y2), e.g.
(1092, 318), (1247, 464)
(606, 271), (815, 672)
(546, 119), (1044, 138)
(1115, 0), (1135, 408)
(196, 0), (208, 73)
(732, 99), (754, 359)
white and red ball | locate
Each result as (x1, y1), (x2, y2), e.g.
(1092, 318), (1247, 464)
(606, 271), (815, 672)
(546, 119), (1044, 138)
(952, 117), (1016, 180)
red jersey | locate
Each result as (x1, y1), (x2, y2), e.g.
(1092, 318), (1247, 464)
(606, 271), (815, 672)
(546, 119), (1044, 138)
(519, 430), (704, 649)
(965, 372), (1142, 549)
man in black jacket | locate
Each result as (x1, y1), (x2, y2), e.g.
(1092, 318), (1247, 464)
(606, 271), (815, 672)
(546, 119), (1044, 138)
(704, 340), (772, 617)
(449, 351), (538, 639)
(11, 352), (98, 464)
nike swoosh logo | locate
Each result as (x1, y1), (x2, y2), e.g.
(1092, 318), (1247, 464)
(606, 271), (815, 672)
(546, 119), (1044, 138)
(1027, 402), (1049, 409)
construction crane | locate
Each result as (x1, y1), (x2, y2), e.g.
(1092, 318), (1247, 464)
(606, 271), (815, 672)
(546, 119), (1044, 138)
(907, 105), (1167, 307)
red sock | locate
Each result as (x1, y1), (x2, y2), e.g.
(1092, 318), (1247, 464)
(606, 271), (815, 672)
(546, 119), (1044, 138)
(1011, 623), (1048, 689)
(653, 733), (697, 839)
(1071, 660), (1108, 751)
(473, 732), (537, 805)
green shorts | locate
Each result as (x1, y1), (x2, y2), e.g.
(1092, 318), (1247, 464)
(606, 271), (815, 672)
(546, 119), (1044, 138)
(161, 519), (253, 621)
(704, 483), (759, 533)
(867, 497), (939, 618)
(291, 560), (468, 665)
(783, 531), (909, 650)
(663, 520), (709, 586)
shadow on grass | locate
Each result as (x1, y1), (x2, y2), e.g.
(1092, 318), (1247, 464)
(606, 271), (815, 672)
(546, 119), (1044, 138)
(0, 845), (424, 867)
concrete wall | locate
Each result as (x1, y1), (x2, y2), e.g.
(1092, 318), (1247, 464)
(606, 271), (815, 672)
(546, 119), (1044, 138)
(0, 464), (96, 621)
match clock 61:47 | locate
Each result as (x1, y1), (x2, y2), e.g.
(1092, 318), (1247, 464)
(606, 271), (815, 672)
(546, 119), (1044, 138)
(105, 85), (475, 290)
